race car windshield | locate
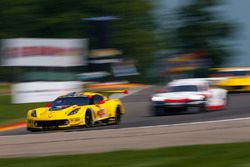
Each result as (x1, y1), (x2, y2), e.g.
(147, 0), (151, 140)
(168, 85), (198, 92)
(51, 97), (90, 108)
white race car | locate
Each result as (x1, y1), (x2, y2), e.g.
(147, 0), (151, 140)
(151, 78), (228, 115)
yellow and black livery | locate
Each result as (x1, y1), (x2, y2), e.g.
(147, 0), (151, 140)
(27, 90), (127, 131)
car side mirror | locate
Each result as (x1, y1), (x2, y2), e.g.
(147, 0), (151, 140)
(98, 100), (105, 105)
(46, 102), (51, 107)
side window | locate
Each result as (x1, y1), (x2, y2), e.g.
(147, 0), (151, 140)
(92, 95), (103, 104)
(199, 84), (209, 91)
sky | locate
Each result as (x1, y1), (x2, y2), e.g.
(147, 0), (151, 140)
(157, 0), (250, 67)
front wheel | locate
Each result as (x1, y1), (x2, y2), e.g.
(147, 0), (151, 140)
(199, 103), (207, 112)
(27, 128), (40, 132)
(153, 107), (165, 116)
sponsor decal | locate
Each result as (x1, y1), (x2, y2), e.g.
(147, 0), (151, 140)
(97, 108), (107, 118)
(4, 47), (80, 58)
(1, 38), (86, 67)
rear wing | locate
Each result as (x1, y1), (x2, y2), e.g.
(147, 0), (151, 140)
(94, 90), (128, 94)
(62, 90), (128, 99)
(86, 89), (128, 99)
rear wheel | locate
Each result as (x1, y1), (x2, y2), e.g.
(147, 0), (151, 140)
(114, 107), (122, 125)
(223, 95), (229, 110)
(199, 102), (207, 112)
(85, 110), (93, 128)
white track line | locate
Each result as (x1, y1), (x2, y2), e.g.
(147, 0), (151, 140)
(87, 116), (250, 133)
(134, 117), (250, 129)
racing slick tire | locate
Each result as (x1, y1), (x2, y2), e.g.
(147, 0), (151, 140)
(188, 102), (207, 113)
(114, 107), (122, 125)
(27, 128), (40, 132)
(223, 95), (229, 110)
(85, 110), (93, 128)
(152, 107), (165, 116)
(199, 103), (207, 112)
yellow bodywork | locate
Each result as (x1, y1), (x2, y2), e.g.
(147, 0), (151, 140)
(215, 76), (250, 92)
(27, 91), (125, 131)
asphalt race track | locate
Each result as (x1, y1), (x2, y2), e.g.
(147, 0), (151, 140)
(1, 86), (250, 136)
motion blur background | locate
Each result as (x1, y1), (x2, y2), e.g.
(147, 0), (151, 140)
(0, 0), (249, 103)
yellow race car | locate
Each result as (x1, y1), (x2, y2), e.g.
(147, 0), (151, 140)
(215, 76), (250, 92)
(210, 67), (250, 92)
(27, 90), (126, 131)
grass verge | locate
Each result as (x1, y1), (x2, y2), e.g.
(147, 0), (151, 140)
(0, 84), (10, 90)
(0, 95), (44, 125)
(1, 142), (250, 167)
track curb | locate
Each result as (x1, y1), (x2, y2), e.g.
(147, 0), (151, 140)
(0, 121), (26, 132)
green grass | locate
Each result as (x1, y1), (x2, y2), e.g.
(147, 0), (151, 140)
(0, 95), (44, 124)
(0, 84), (10, 91)
(1, 142), (250, 167)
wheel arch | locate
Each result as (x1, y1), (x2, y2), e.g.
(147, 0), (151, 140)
(115, 103), (125, 115)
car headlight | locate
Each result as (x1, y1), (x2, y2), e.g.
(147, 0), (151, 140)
(68, 108), (80, 116)
(151, 96), (164, 102)
(31, 110), (37, 117)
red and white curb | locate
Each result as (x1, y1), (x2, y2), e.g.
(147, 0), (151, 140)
(0, 121), (26, 132)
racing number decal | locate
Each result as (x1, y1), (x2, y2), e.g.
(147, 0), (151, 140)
(97, 108), (107, 118)
(92, 95), (108, 118)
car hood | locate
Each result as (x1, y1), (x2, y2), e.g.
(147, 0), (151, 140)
(152, 92), (202, 101)
(35, 105), (82, 119)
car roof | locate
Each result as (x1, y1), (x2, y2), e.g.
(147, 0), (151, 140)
(59, 92), (104, 98)
(168, 78), (209, 87)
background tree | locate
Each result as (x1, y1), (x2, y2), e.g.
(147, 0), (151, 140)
(173, 0), (236, 68)
(156, 0), (237, 79)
